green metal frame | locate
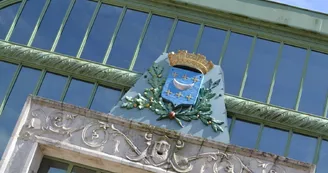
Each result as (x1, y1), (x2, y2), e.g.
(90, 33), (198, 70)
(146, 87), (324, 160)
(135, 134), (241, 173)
(1, 0), (328, 167)
(0, 41), (327, 140)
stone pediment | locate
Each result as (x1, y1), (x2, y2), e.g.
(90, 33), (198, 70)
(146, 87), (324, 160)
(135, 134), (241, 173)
(0, 96), (315, 173)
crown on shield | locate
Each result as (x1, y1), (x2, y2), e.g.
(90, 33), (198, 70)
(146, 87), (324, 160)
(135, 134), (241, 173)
(168, 50), (214, 74)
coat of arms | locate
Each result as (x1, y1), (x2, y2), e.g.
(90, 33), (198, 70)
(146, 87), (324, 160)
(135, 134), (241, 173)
(121, 50), (224, 132)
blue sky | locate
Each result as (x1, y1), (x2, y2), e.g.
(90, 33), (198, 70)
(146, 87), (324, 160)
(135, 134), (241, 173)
(270, 0), (328, 13)
(1, 1), (328, 172)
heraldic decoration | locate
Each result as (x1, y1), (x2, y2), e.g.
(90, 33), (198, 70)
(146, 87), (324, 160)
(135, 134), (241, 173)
(121, 50), (224, 132)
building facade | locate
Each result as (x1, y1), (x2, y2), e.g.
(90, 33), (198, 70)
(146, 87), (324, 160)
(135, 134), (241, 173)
(0, 0), (327, 172)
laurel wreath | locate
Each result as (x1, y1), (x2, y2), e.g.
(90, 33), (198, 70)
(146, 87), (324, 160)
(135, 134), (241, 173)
(121, 63), (224, 132)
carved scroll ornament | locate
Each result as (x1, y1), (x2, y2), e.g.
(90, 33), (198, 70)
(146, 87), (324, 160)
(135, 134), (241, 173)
(23, 109), (286, 173)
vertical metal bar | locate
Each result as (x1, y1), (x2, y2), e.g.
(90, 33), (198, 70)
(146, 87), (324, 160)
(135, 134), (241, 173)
(27, 0), (51, 46)
(66, 163), (74, 173)
(239, 36), (257, 97)
(5, 0), (27, 41)
(294, 48), (311, 111)
(51, 0), (76, 52)
(102, 6), (127, 64)
(76, 1), (102, 58)
(218, 30), (231, 65)
(255, 123), (264, 149)
(87, 83), (98, 109)
(60, 76), (72, 102)
(0, 64), (22, 116)
(192, 23), (204, 53)
(313, 137), (322, 164)
(128, 12), (152, 70)
(284, 130), (293, 157)
(33, 69), (46, 96)
(163, 18), (178, 53)
(229, 117), (236, 137)
(266, 42), (284, 104)
(323, 92), (328, 117)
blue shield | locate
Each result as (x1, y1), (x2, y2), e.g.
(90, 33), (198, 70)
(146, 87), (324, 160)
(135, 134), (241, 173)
(161, 67), (204, 107)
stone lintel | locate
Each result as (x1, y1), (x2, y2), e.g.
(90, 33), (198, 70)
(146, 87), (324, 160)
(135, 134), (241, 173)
(0, 96), (315, 173)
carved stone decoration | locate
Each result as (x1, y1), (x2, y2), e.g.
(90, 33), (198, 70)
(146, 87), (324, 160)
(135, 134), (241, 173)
(111, 124), (253, 173)
(151, 136), (171, 165)
(24, 109), (83, 138)
(256, 160), (286, 173)
(212, 153), (247, 173)
(81, 121), (110, 148)
(15, 102), (313, 173)
(46, 112), (77, 136)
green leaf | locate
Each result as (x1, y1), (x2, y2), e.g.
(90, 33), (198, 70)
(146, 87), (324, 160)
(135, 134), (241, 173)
(198, 89), (205, 97)
(200, 117), (209, 126)
(213, 120), (224, 125)
(177, 116), (192, 122)
(157, 115), (168, 120)
(189, 115), (198, 120)
(206, 93), (216, 100)
(199, 111), (212, 116)
(217, 125), (224, 132)
(167, 103), (173, 112)
(178, 106), (192, 115)
(175, 118), (184, 127)
(211, 123), (218, 132)
(121, 102), (134, 109)
(155, 109), (167, 115)
(198, 106), (211, 112)
(148, 64), (157, 77)
(183, 110), (198, 116)
(125, 96), (133, 102)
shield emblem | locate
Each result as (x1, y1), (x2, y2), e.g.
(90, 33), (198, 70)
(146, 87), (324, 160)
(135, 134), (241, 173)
(161, 67), (204, 107)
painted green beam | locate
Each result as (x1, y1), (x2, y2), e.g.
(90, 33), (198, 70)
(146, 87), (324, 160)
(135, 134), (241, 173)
(0, 0), (22, 9)
(0, 41), (139, 89)
(0, 41), (328, 139)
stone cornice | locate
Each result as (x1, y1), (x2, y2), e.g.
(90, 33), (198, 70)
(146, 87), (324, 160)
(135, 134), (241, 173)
(0, 41), (326, 138)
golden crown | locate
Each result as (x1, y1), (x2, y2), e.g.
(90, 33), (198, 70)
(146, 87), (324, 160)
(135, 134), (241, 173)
(168, 50), (214, 74)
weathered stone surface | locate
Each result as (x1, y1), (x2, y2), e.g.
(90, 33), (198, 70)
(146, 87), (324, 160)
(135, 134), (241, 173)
(0, 96), (316, 173)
